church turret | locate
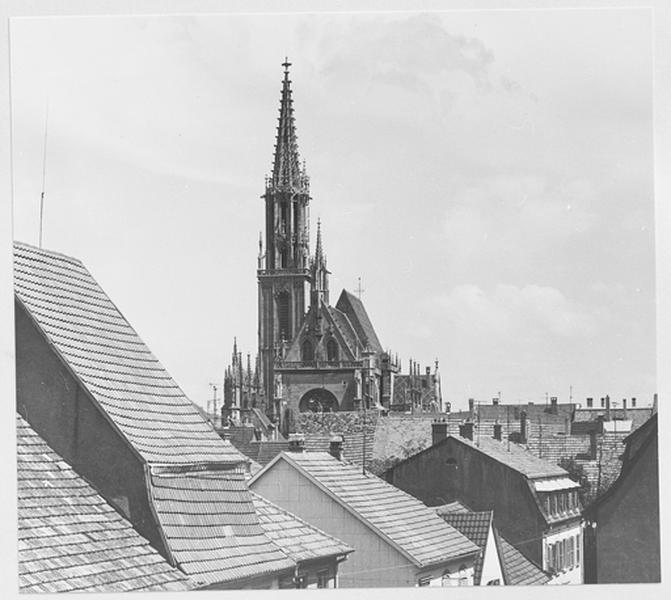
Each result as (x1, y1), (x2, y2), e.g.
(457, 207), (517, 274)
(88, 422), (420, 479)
(258, 59), (312, 417)
(310, 218), (330, 307)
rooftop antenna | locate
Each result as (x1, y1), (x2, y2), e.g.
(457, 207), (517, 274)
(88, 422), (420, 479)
(39, 98), (49, 248)
(208, 383), (219, 425)
(356, 277), (365, 299)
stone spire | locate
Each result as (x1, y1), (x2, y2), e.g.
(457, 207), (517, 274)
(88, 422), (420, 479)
(270, 59), (308, 192)
(310, 218), (330, 306)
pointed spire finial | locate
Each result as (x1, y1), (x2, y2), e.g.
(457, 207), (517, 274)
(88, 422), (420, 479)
(270, 59), (305, 191)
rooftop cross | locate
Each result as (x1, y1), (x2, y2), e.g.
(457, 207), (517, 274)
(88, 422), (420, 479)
(356, 277), (365, 299)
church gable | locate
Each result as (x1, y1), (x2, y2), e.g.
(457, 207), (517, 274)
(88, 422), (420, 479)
(335, 290), (383, 353)
(283, 301), (358, 363)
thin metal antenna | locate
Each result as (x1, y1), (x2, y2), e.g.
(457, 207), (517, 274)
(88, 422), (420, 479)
(39, 98), (49, 248)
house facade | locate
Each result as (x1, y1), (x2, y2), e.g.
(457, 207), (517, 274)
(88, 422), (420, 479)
(385, 424), (584, 584)
(249, 442), (481, 588)
(583, 414), (660, 583)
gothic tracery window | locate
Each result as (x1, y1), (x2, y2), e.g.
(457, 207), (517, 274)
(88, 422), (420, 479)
(326, 338), (339, 362)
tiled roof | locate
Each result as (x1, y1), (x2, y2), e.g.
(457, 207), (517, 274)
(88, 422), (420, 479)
(574, 407), (654, 431)
(268, 452), (480, 568)
(326, 305), (362, 356)
(435, 499), (549, 586)
(148, 468), (294, 587)
(14, 241), (245, 466)
(448, 435), (568, 479)
(439, 511), (493, 585)
(496, 535), (550, 586)
(17, 415), (190, 593)
(335, 290), (383, 353)
(251, 492), (353, 563)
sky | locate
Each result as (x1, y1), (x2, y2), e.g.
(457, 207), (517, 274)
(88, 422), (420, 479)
(9, 9), (655, 411)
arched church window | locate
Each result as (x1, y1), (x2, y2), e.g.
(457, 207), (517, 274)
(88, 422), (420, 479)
(302, 339), (314, 362)
(277, 292), (290, 340)
(326, 339), (339, 362)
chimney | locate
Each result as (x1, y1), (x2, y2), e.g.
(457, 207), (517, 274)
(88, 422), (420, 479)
(589, 430), (597, 460)
(550, 396), (558, 415)
(432, 419), (448, 446)
(622, 398), (627, 420)
(605, 395), (611, 421)
(653, 393), (658, 413)
(493, 423), (502, 441)
(631, 397), (636, 408)
(459, 421), (474, 441)
(446, 401), (452, 413)
(596, 414), (605, 434)
(600, 397), (605, 408)
(492, 397), (499, 406)
(586, 397), (593, 408)
(329, 434), (344, 461)
(288, 433), (305, 453)
(468, 398), (475, 418)
(520, 410), (527, 443)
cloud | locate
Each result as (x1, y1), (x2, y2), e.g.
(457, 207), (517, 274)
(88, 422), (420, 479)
(433, 283), (599, 340)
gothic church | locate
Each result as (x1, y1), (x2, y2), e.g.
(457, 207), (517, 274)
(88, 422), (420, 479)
(223, 61), (440, 426)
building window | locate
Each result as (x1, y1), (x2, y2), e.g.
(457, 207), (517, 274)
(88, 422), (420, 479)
(302, 339), (314, 361)
(326, 338), (339, 362)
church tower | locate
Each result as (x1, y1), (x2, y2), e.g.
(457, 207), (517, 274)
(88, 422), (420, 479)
(258, 60), (311, 416)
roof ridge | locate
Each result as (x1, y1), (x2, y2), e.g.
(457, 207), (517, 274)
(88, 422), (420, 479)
(14, 240), (85, 267)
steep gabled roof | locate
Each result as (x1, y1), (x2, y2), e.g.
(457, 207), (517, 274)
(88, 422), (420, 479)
(252, 451), (480, 569)
(251, 492), (354, 563)
(17, 415), (190, 593)
(14, 241), (245, 466)
(335, 290), (383, 353)
(148, 468), (294, 587)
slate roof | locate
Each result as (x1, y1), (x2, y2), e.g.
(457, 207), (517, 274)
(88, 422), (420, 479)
(17, 415), (190, 593)
(447, 434), (568, 480)
(255, 452), (480, 569)
(251, 492), (354, 563)
(335, 290), (383, 353)
(148, 468), (294, 587)
(440, 511), (493, 585)
(14, 241), (245, 466)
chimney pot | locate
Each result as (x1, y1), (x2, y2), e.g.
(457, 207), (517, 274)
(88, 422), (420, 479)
(631, 397), (636, 408)
(468, 398), (475, 417)
(586, 397), (593, 408)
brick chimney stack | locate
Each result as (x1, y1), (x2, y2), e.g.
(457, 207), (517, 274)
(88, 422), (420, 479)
(288, 433), (305, 453)
(468, 398), (475, 418)
(520, 410), (528, 443)
(459, 421), (474, 441)
(605, 395), (611, 421)
(432, 419), (448, 446)
(493, 423), (502, 441)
